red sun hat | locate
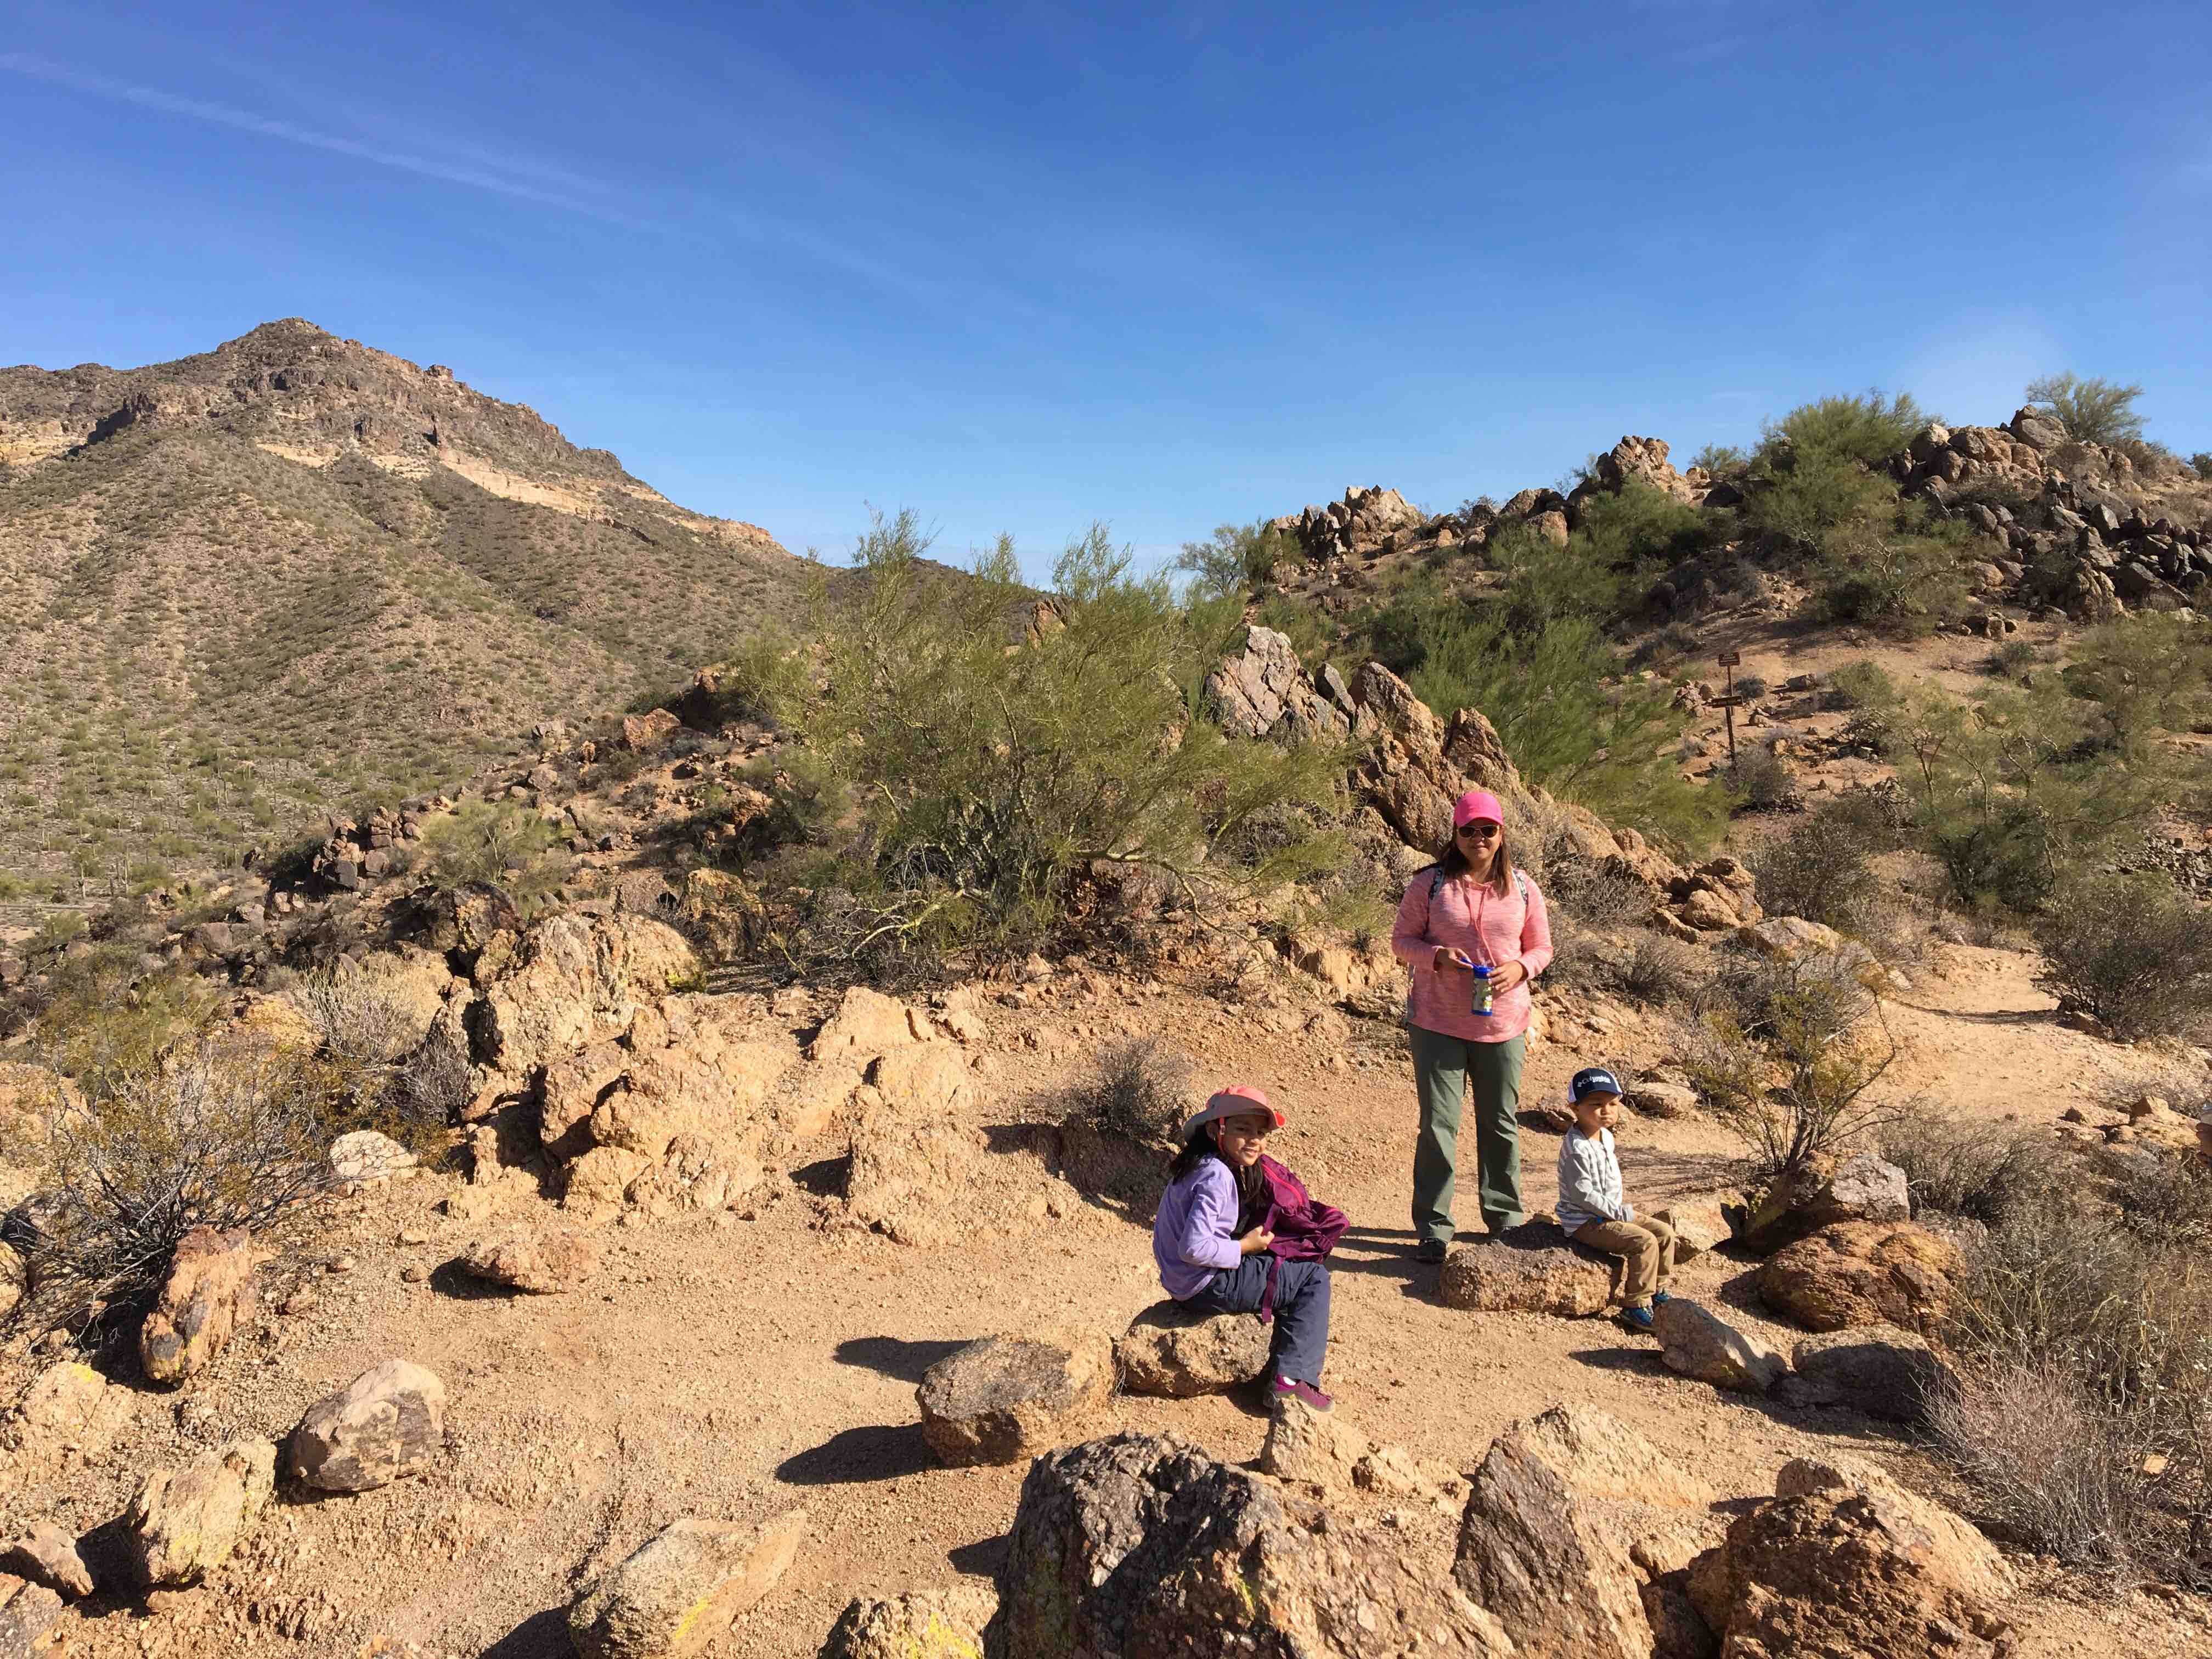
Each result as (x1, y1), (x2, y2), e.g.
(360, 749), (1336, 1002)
(1180, 1084), (1287, 1141)
(1453, 789), (1504, 829)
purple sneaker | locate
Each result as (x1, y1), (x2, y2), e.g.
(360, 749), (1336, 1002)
(1271, 1376), (1334, 1412)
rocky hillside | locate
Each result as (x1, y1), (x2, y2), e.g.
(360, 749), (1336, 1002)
(0, 320), (813, 904)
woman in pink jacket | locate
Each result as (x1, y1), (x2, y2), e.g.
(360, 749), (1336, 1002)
(1390, 788), (1554, 1262)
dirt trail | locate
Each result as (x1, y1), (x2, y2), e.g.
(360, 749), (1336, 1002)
(18, 947), (2207, 1659)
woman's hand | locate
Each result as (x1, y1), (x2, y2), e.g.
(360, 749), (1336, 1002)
(1488, 960), (1529, 994)
(1240, 1227), (1276, 1255)
(1432, 946), (1474, 974)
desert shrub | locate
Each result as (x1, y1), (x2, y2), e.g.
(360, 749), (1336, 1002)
(2024, 373), (2145, 447)
(1683, 950), (1900, 1181)
(1727, 742), (1796, 810)
(1690, 443), (1747, 475)
(1173, 519), (1306, 598)
(1926, 1348), (2147, 1571)
(22, 1034), (349, 1330)
(2190, 452), (2212, 482)
(1627, 622), (1700, 670)
(2032, 872), (2212, 1040)
(786, 514), (1342, 975)
(1058, 1039), (1194, 1147)
(1764, 389), (1933, 469)
(2064, 614), (2212, 751)
(386, 1029), (473, 1146)
(1876, 1115), (2063, 1225)
(1982, 639), (2037, 680)
(1542, 857), (1652, 932)
(417, 798), (569, 917)
(1750, 793), (1907, 935)
(1733, 673), (1769, 699)
(1617, 932), (1708, 1009)
(291, 969), (419, 1081)
(1810, 511), (1972, 632)
(26, 947), (221, 1087)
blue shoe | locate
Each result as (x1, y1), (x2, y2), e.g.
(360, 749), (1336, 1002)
(1620, 1305), (1656, 1333)
(1651, 1290), (1674, 1307)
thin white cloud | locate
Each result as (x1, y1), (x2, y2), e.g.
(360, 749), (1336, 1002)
(0, 51), (644, 225)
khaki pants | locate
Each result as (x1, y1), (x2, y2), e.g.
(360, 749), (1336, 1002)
(1573, 1216), (1677, 1308)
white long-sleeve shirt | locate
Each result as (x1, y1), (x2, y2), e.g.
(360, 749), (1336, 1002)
(1556, 1126), (1632, 1231)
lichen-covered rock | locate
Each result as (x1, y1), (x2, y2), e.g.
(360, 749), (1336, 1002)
(459, 1226), (602, 1293)
(8, 1361), (135, 1469)
(1653, 1299), (1787, 1393)
(1000, 1432), (1511, 1657)
(820, 1584), (996, 1658)
(1757, 1221), (1960, 1334)
(1114, 1301), (1272, 1397)
(287, 1359), (445, 1493)
(1438, 1224), (1616, 1316)
(1782, 1325), (1954, 1421)
(139, 1226), (267, 1386)
(916, 1334), (1113, 1468)
(568, 1510), (807, 1659)
(123, 1440), (278, 1588)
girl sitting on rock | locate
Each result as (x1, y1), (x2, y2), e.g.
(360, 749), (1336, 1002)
(1152, 1085), (1343, 1410)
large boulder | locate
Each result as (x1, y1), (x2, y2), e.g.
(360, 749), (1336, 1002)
(1757, 1221), (1960, 1334)
(1453, 1404), (1723, 1659)
(1652, 1299), (1787, 1393)
(998, 1432), (1511, 1657)
(139, 1226), (267, 1386)
(287, 1359), (446, 1493)
(820, 1584), (996, 1659)
(1438, 1224), (1616, 1316)
(1690, 1457), (2013, 1657)
(1203, 626), (1349, 744)
(916, 1334), (1114, 1468)
(122, 1440), (278, 1588)
(1114, 1302), (1272, 1397)
(470, 912), (702, 1076)
(0, 1576), (63, 1658)
(568, 1510), (807, 1659)
(459, 1225), (602, 1293)
(1782, 1325), (1954, 1421)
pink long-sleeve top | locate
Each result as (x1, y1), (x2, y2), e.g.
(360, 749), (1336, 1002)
(1391, 866), (1554, 1042)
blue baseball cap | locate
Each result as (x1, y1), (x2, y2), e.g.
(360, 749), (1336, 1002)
(1569, 1067), (1623, 1103)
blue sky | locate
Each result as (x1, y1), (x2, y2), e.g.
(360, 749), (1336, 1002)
(4, 2), (2208, 579)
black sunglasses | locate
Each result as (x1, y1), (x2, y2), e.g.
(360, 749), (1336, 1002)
(1455, 822), (1500, 840)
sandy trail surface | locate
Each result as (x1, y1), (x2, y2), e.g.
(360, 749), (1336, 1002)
(11, 947), (2205, 1658)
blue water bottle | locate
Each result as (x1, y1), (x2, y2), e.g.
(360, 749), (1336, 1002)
(1471, 964), (1494, 1017)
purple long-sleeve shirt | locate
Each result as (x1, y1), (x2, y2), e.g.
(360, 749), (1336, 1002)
(1153, 1158), (1245, 1299)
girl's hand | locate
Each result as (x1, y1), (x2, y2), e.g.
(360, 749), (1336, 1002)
(1488, 960), (1528, 994)
(1240, 1227), (1276, 1255)
(1432, 946), (1475, 974)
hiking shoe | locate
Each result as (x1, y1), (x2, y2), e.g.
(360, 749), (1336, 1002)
(1272, 1376), (1334, 1412)
(1651, 1290), (1675, 1307)
(1415, 1239), (1449, 1264)
(1619, 1305), (1656, 1334)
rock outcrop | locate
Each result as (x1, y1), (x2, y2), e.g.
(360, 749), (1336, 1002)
(1204, 625), (1353, 744)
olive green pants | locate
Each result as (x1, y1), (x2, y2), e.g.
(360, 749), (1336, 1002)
(1408, 1025), (1526, 1245)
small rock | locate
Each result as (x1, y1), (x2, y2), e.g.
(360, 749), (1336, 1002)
(458, 1227), (602, 1294)
(1259, 1396), (1369, 1487)
(287, 1359), (445, 1493)
(0, 1523), (94, 1599)
(568, 1510), (807, 1659)
(279, 1289), (319, 1317)
(329, 1130), (416, 1183)
(820, 1584), (997, 1659)
(1653, 1299), (1788, 1393)
(399, 1264), (430, 1283)
(1782, 1325), (1954, 1421)
(124, 1440), (279, 1589)
(0, 1575), (64, 1657)
(139, 1226), (267, 1387)
(1650, 1195), (1738, 1259)
(1114, 1302), (1273, 1397)
(1622, 1081), (1698, 1119)
(916, 1333), (1113, 1468)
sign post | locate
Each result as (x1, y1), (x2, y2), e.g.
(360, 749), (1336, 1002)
(1716, 650), (1741, 772)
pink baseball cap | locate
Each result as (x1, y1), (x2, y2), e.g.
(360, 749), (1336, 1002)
(1180, 1084), (1286, 1140)
(1453, 789), (1504, 829)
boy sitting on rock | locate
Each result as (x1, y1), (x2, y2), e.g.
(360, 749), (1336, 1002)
(1556, 1067), (1676, 1332)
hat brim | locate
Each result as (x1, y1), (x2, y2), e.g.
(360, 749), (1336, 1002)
(1180, 1098), (1288, 1141)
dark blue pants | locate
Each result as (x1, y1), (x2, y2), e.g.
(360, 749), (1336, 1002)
(1183, 1255), (1331, 1386)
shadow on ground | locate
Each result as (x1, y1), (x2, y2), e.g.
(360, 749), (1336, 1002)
(834, 1335), (970, 1383)
(776, 1423), (938, 1485)
(480, 1608), (572, 1658)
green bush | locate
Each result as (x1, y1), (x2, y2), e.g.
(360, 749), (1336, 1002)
(2032, 872), (2212, 1040)
(418, 799), (570, 916)
(1750, 794), (1907, 935)
(785, 511), (1344, 974)
(2190, 452), (2212, 482)
(1809, 510), (1973, 633)
(1173, 519), (1306, 598)
(2024, 373), (2145, 447)
(1762, 389), (1934, 468)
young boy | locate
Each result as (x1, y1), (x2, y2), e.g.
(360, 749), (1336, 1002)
(1556, 1066), (1676, 1332)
